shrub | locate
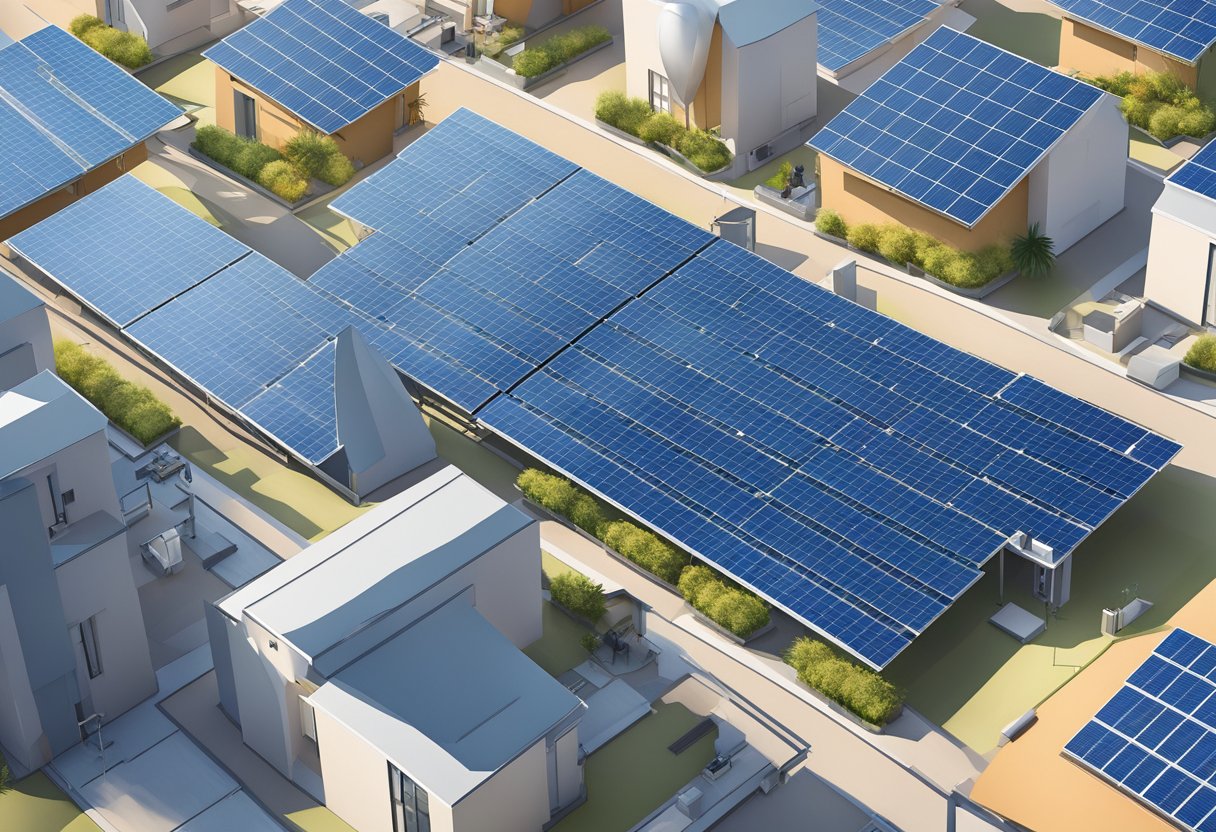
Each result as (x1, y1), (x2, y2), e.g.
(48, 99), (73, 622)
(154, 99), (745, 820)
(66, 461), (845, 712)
(54, 341), (181, 445)
(193, 124), (282, 181)
(70, 14), (105, 37)
(192, 124), (241, 164)
(319, 152), (355, 187)
(512, 46), (554, 77)
(766, 160), (793, 190)
(230, 140), (282, 180)
(785, 637), (903, 725)
(258, 160), (309, 202)
(815, 208), (848, 238)
(677, 128), (732, 172)
(600, 519), (688, 584)
(550, 572), (607, 622)
(517, 469), (578, 515)
(1185, 335), (1216, 373)
(515, 25), (610, 75)
(846, 223), (881, 254)
(283, 131), (354, 186)
(1093, 70), (1216, 140)
(639, 112), (682, 145)
(568, 492), (604, 536)
(78, 22), (153, 69)
(580, 632), (600, 653)
(678, 565), (769, 637)
(877, 225), (918, 266)
(595, 91), (652, 135)
(1011, 223), (1055, 276)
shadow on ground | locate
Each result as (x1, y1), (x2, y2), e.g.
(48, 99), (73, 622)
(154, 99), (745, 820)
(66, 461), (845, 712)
(960, 0), (1061, 66)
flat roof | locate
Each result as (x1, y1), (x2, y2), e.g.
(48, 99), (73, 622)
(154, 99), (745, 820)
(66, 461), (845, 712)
(715, 0), (819, 47)
(0, 371), (106, 479)
(310, 599), (582, 805)
(0, 272), (43, 323)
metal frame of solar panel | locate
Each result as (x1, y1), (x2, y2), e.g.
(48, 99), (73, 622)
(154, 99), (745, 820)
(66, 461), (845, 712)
(816, 0), (938, 74)
(1051, 0), (1216, 65)
(1168, 139), (1216, 203)
(0, 26), (180, 219)
(241, 340), (339, 464)
(809, 27), (1104, 227)
(1064, 629), (1216, 831)
(7, 176), (249, 327)
(202, 0), (438, 135)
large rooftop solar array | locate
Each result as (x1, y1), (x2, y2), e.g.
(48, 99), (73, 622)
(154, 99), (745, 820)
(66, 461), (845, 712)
(10, 112), (1181, 669)
(809, 28), (1104, 226)
(1065, 630), (1216, 830)
(816, 0), (938, 73)
(203, 0), (439, 135)
(1168, 138), (1216, 203)
(1051, 0), (1216, 65)
(0, 26), (179, 220)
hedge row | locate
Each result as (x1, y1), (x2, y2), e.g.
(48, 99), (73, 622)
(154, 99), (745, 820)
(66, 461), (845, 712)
(70, 15), (152, 69)
(512, 25), (611, 77)
(55, 341), (181, 445)
(192, 126), (353, 202)
(549, 571), (607, 623)
(518, 469), (771, 637)
(1185, 334), (1216, 373)
(785, 637), (903, 726)
(1089, 71), (1216, 141)
(815, 209), (1013, 289)
(595, 91), (733, 173)
(478, 24), (524, 59)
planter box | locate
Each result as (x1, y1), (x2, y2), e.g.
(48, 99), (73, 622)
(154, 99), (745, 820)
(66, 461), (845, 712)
(755, 184), (815, 221)
(653, 141), (732, 178)
(792, 677), (901, 734)
(1181, 362), (1216, 383)
(691, 611), (775, 645)
(476, 38), (613, 91)
(187, 146), (312, 209)
(595, 119), (648, 147)
(111, 421), (180, 451)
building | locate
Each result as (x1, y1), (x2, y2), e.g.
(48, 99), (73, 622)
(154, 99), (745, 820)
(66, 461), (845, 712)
(622, 0), (819, 173)
(97, 0), (250, 55)
(482, 0), (598, 30)
(206, 466), (585, 832)
(203, 0), (440, 166)
(1143, 140), (1216, 327)
(0, 274), (53, 390)
(0, 25), (180, 243)
(1051, 0), (1216, 94)
(810, 27), (1127, 254)
(0, 368), (158, 773)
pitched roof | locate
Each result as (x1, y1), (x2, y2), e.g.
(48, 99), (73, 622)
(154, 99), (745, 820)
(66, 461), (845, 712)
(1051, 0), (1216, 65)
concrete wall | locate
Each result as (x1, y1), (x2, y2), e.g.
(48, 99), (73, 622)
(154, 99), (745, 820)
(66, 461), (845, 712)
(1027, 97), (1126, 254)
(17, 431), (123, 533)
(1144, 208), (1215, 325)
(0, 145), (147, 246)
(314, 705), (396, 832)
(0, 305), (54, 391)
(1058, 18), (1199, 87)
(449, 740), (552, 832)
(550, 724), (581, 810)
(819, 156), (1029, 251)
(0, 585), (45, 771)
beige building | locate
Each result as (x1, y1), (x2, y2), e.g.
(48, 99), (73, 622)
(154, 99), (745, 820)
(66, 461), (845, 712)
(1144, 144), (1216, 327)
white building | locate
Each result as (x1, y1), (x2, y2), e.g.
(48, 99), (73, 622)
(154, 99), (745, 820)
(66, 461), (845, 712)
(1144, 143), (1216, 327)
(98, 0), (249, 55)
(206, 466), (586, 832)
(0, 273), (53, 390)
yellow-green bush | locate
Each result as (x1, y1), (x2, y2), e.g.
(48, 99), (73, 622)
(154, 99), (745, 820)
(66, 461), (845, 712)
(785, 637), (903, 725)
(846, 223), (881, 253)
(877, 226), (918, 265)
(283, 132), (354, 187)
(638, 112), (682, 145)
(54, 341), (180, 445)
(678, 565), (769, 638)
(549, 571), (607, 622)
(814, 208), (848, 238)
(1185, 334), (1216, 372)
(595, 91), (653, 135)
(1091, 70), (1216, 140)
(567, 492), (604, 537)
(72, 16), (153, 69)
(517, 469), (579, 515)
(512, 25), (611, 77)
(600, 519), (688, 584)
(594, 91), (732, 172)
(257, 160), (309, 203)
(69, 14), (105, 37)
(765, 160), (794, 190)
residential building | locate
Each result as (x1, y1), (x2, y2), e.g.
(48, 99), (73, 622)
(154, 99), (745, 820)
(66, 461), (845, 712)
(0, 370), (157, 773)
(98, 0), (250, 55)
(483, 0), (597, 31)
(1144, 140), (1216, 327)
(204, 0), (440, 167)
(0, 274), (53, 389)
(206, 466), (586, 832)
(0, 25), (180, 243)
(1050, 0), (1216, 95)
(622, 0), (819, 173)
(810, 27), (1127, 254)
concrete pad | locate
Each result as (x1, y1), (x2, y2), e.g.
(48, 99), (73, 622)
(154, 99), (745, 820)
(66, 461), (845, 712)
(55, 701), (178, 789)
(81, 732), (237, 832)
(177, 792), (281, 832)
(989, 603), (1046, 643)
(579, 679), (652, 754)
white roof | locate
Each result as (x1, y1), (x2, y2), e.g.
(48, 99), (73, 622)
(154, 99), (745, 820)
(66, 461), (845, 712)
(715, 0), (818, 46)
(1155, 176), (1216, 236)
(0, 371), (105, 480)
(0, 273), (42, 323)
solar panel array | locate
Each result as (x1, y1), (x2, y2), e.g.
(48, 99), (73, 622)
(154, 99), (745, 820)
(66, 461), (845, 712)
(1051, 0), (1216, 64)
(817, 0), (938, 73)
(809, 28), (1104, 226)
(203, 0), (439, 135)
(0, 26), (179, 219)
(1065, 630), (1216, 830)
(1168, 138), (1216, 203)
(241, 341), (338, 464)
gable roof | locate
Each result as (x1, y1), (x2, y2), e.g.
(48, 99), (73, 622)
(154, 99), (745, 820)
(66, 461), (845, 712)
(1051, 0), (1216, 65)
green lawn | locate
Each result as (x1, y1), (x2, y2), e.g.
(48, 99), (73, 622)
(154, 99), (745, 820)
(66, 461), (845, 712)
(137, 51), (216, 126)
(960, 0), (1061, 66)
(553, 702), (717, 832)
(525, 601), (592, 677)
(0, 772), (100, 832)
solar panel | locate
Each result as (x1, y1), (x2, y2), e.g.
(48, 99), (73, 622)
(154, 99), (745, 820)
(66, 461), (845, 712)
(1065, 629), (1216, 831)
(809, 27), (1104, 226)
(241, 341), (339, 464)
(0, 26), (179, 219)
(7, 176), (248, 327)
(202, 0), (439, 135)
(817, 0), (939, 73)
(1168, 139), (1216, 203)
(1051, 0), (1216, 64)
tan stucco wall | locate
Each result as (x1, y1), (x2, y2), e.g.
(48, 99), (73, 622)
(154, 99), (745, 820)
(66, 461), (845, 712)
(215, 66), (412, 166)
(818, 156), (1028, 252)
(673, 22), (723, 132)
(0, 144), (145, 243)
(314, 706), (397, 832)
(1144, 208), (1214, 325)
(1059, 19), (1199, 87)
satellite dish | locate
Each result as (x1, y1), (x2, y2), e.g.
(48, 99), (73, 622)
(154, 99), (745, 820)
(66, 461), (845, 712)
(657, 1), (713, 110)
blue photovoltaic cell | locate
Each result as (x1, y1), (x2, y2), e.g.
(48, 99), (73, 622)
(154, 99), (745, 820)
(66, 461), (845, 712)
(1065, 629), (1216, 832)
(809, 28), (1103, 226)
(817, 0), (938, 73)
(1051, 0), (1216, 64)
(7, 177), (249, 326)
(0, 26), (179, 219)
(203, 0), (439, 134)
(1169, 138), (1216, 203)
(241, 342), (339, 464)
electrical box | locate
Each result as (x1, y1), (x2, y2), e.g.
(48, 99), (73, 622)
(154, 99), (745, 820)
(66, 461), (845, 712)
(1032, 557), (1072, 607)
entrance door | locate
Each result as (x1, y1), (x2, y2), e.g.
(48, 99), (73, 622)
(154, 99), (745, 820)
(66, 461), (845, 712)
(234, 92), (257, 140)
(1206, 243), (1216, 326)
(105, 0), (124, 27)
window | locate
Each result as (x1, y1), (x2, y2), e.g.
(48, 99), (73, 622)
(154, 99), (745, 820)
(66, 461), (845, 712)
(649, 70), (672, 114)
(80, 617), (102, 679)
(299, 695), (317, 742)
(389, 764), (431, 832)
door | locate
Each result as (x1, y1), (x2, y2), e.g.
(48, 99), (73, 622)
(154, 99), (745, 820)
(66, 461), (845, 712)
(105, 0), (125, 27)
(1206, 243), (1216, 326)
(234, 92), (258, 140)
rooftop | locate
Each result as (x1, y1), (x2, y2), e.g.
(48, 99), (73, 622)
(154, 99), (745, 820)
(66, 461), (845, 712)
(1050, 0), (1216, 65)
(1166, 137), (1216, 205)
(714, 0), (820, 48)
(0, 371), (106, 480)
(816, 0), (939, 73)
(0, 272), (42, 323)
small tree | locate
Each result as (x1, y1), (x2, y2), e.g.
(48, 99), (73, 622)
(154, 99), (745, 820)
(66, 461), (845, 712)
(580, 632), (600, 653)
(1011, 223), (1055, 276)
(550, 572), (607, 622)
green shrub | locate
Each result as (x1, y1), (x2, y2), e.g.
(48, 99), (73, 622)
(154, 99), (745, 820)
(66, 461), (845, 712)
(54, 342), (181, 445)
(765, 160), (793, 190)
(676, 128), (732, 172)
(283, 131), (354, 186)
(568, 492), (604, 536)
(192, 124), (241, 165)
(1089, 70), (1136, 97)
(877, 225), (918, 265)
(550, 572), (607, 622)
(600, 519), (688, 584)
(1094, 70), (1216, 140)
(515, 25), (610, 75)
(258, 160), (309, 202)
(79, 23), (153, 69)
(517, 469), (578, 515)
(230, 140), (281, 179)
(479, 23), (524, 58)
(639, 111), (682, 145)
(1185, 335), (1216, 372)
(920, 242), (958, 277)
(815, 208), (848, 238)
(678, 565), (769, 637)
(785, 637), (903, 725)
(580, 632), (600, 653)
(1011, 223), (1054, 276)
(846, 223), (881, 254)
(512, 48), (554, 78)
(69, 14), (105, 37)
(193, 124), (283, 182)
(595, 91), (653, 135)
(319, 152), (355, 187)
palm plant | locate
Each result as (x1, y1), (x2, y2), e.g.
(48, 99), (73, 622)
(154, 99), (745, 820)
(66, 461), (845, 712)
(1011, 223), (1055, 276)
